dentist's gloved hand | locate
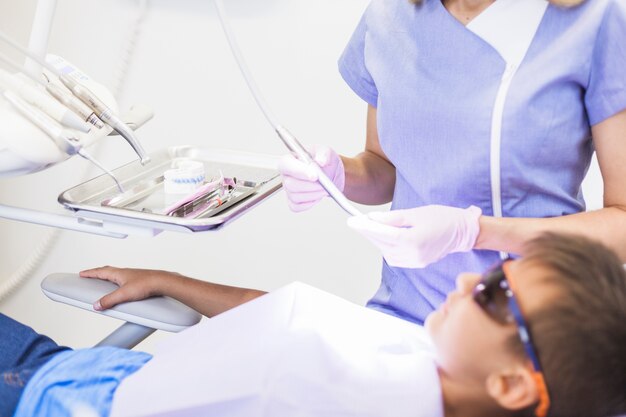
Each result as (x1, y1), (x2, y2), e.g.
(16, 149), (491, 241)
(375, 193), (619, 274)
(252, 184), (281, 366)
(347, 205), (482, 268)
(278, 145), (345, 212)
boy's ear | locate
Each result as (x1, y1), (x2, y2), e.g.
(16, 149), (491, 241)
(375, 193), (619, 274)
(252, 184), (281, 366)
(485, 364), (539, 412)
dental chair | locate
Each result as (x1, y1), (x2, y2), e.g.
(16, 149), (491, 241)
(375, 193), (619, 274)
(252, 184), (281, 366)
(40, 274), (626, 417)
(41, 273), (201, 349)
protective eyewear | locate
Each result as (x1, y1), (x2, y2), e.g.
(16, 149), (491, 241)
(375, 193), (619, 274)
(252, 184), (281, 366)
(473, 259), (551, 417)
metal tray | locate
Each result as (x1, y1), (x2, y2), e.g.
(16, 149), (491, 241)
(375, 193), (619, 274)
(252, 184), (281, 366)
(59, 146), (282, 233)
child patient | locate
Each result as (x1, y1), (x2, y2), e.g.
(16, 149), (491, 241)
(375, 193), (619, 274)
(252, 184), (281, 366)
(2, 232), (626, 417)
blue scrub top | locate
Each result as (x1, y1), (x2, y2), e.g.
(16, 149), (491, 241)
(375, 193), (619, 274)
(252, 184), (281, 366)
(339, 0), (626, 324)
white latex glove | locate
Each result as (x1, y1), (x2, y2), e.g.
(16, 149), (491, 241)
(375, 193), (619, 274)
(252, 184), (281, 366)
(347, 205), (482, 268)
(278, 145), (345, 212)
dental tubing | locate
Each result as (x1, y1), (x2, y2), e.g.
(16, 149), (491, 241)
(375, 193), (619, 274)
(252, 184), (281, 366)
(212, 0), (362, 217)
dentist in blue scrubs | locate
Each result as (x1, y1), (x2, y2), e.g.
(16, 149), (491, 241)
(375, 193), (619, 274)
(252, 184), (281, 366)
(279, 0), (626, 324)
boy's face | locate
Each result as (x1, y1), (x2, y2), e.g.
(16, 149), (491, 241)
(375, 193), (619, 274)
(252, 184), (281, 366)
(425, 260), (556, 383)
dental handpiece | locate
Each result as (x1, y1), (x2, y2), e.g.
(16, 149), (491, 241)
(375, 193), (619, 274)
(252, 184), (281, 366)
(58, 74), (151, 165)
(213, 0), (362, 217)
(275, 126), (362, 217)
(45, 82), (105, 130)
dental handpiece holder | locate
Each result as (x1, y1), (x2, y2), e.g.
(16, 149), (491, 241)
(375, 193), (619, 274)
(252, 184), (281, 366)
(0, 59), (153, 178)
(0, 55), (160, 237)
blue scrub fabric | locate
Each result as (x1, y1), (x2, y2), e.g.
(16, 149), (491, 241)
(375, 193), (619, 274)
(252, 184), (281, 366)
(339, 0), (626, 324)
(0, 313), (70, 417)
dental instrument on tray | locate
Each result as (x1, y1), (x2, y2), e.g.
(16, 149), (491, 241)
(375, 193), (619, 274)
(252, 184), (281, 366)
(163, 173), (238, 217)
(0, 29), (151, 165)
(167, 185), (234, 218)
(159, 162), (233, 217)
(212, 0), (362, 217)
(99, 163), (238, 219)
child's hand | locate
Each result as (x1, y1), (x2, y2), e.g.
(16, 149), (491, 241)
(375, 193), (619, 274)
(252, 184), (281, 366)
(79, 266), (180, 311)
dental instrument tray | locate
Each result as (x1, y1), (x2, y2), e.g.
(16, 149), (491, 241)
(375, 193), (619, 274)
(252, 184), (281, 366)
(59, 146), (282, 233)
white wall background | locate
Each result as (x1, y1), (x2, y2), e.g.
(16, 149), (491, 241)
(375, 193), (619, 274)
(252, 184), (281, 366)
(0, 0), (604, 351)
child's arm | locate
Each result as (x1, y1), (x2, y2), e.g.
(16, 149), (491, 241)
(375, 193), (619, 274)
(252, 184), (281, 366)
(79, 267), (266, 318)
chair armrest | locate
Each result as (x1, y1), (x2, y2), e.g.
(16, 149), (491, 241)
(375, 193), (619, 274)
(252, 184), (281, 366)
(41, 273), (201, 332)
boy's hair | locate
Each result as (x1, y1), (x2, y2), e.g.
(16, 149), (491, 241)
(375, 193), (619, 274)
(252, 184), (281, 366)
(520, 233), (626, 417)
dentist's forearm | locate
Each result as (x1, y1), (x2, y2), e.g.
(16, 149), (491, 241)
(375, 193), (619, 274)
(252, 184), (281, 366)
(156, 274), (266, 318)
(475, 206), (626, 260)
(339, 104), (395, 205)
(342, 152), (395, 205)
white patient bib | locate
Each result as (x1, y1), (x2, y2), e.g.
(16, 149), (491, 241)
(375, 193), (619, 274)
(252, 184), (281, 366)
(111, 282), (443, 417)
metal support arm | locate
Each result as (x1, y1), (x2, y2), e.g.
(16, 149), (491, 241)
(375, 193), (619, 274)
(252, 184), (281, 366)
(0, 203), (128, 238)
